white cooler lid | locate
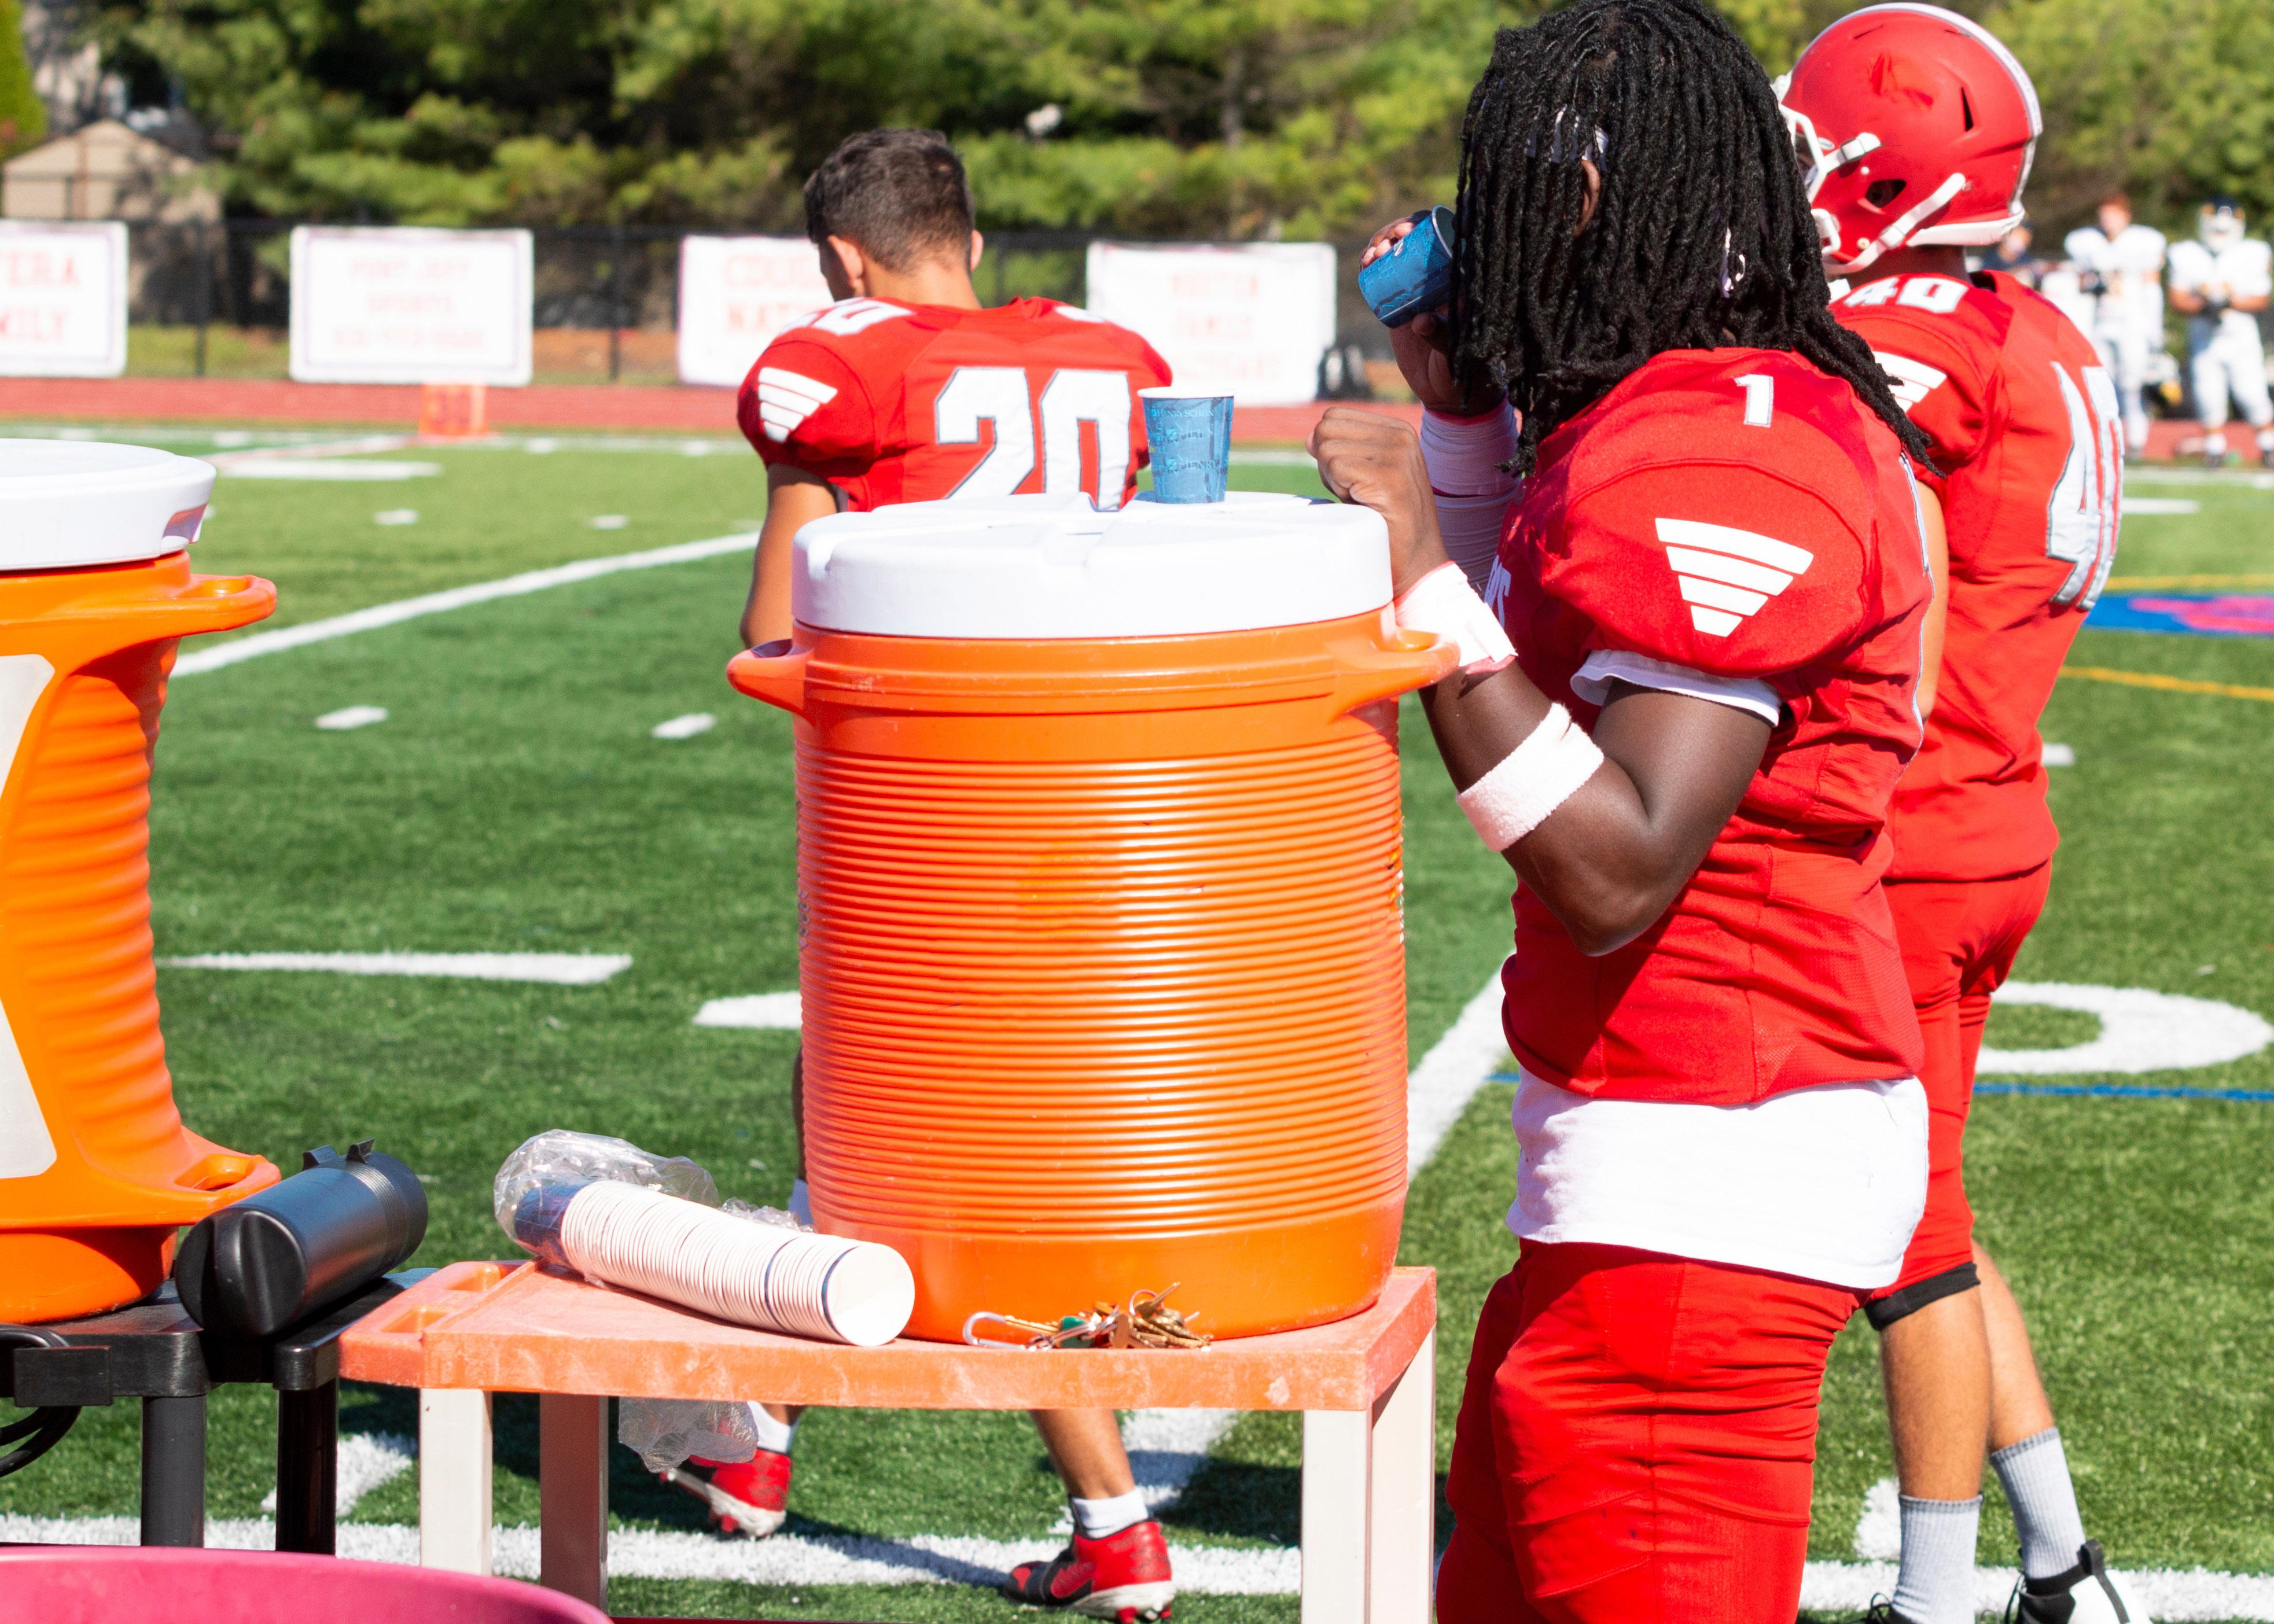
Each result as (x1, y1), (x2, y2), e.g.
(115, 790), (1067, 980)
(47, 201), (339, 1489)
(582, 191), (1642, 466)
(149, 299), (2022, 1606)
(793, 491), (1393, 638)
(0, 439), (216, 572)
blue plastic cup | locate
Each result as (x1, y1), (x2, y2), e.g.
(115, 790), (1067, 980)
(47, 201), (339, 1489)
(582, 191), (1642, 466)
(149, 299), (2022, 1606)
(1140, 388), (1235, 504)
(1358, 206), (1455, 328)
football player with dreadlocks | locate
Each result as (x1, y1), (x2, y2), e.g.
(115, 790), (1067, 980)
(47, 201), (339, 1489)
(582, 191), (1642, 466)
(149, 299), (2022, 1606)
(1313, 1), (1939, 1616)
(1781, 12), (2141, 1621)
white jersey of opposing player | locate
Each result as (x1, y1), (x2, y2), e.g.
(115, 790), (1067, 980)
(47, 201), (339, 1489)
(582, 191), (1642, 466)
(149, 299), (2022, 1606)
(2063, 223), (2169, 333)
(2168, 237), (2273, 346)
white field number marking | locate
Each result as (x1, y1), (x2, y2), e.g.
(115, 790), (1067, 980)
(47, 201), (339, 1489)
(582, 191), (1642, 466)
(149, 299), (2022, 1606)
(693, 992), (801, 1029)
(1978, 981), (2272, 1076)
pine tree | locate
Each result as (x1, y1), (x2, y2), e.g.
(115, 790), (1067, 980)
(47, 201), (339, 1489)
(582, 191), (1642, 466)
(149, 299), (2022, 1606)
(0, 0), (48, 161)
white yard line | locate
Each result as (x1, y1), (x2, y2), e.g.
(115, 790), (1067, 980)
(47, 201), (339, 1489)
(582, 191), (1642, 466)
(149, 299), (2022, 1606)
(1405, 978), (1513, 1176)
(224, 459), (440, 482)
(259, 1433), (415, 1517)
(160, 952), (631, 985)
(172, 532), (754, 677)
(7, 1511), (2268, 1614)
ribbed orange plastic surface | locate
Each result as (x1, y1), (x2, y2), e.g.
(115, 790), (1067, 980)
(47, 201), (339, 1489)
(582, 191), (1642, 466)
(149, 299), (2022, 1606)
(729, 612), (1454, 1340)
(0, 553), (280, 1322)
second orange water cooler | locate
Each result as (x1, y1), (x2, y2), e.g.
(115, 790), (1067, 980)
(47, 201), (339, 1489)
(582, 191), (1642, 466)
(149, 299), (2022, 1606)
(730, 492), (1455, 1341)
(0, 440), (281, 1323)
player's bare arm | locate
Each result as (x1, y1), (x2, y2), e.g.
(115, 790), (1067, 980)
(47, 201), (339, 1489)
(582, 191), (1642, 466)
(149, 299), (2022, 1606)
(742, 466), (840, 647)
(1311, 406), (1768, 956)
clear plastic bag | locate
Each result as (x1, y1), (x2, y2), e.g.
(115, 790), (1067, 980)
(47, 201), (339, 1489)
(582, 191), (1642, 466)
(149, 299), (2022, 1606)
(491, 1129), (804, 1471)
(617, 1396), (761, 1475)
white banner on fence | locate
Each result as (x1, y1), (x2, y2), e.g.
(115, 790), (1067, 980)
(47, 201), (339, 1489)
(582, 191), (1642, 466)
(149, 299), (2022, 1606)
(0, 222), (128, 378)
(290, 226), (533, 386)
(1083, 242), (1336, 406)
(676, 235), (833, 388)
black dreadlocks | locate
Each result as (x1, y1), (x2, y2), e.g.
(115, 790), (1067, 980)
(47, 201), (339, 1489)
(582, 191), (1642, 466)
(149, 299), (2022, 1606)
(1448, 0), (1935, 474)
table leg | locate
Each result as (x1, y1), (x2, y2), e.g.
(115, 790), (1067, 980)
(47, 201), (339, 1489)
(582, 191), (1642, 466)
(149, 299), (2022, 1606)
(276, 1382), (339, 1554)
(539, 1393), (610, 1608)
(139, 1393), (207, 1548)
(1366, 1328), (1436, 1624)
(420, 1389), (494, 1575)
(1301, 1408), (1373, 1624)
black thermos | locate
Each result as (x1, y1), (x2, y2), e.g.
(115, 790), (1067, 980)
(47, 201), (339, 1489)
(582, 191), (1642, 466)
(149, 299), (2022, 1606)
(174, 1141), (427, 1337)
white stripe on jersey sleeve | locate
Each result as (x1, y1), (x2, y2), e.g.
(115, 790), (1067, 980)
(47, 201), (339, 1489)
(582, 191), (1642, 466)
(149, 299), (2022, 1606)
(754, 367), (839, 444)
(1871, 350), (1950, 413)
(1569, 650), (1781, 725)
(1653, 518), (1815, 638)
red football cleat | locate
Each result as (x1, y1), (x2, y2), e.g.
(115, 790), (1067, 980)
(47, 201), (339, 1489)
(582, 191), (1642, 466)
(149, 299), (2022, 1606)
(1001, 1518), (1175, 1621)
(657, 1449), (791, 1538)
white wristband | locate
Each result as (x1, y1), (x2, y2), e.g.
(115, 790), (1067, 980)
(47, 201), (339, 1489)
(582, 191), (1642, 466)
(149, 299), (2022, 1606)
(1395, 561), (1515, 674)
(1456, 702), (1605, 852)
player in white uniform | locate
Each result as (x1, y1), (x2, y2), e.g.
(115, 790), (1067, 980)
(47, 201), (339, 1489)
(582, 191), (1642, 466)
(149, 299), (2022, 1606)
(2168, 197), (2274, 469)
(2064, 194), (2168, 456)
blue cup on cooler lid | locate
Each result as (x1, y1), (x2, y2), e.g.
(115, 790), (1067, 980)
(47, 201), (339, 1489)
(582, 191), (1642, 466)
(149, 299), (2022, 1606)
(1140, 388), (1235, 504)
(1359, 205), (1455, 329)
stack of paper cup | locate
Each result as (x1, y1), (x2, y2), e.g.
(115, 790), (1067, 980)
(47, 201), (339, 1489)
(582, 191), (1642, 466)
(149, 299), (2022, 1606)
(516, 1180), (915, 1346)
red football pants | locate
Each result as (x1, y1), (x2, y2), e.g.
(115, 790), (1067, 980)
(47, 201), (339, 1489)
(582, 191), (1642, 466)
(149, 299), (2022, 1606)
(1437, 1243), (1860, 1624)
(1870, 863), (2052, 1296)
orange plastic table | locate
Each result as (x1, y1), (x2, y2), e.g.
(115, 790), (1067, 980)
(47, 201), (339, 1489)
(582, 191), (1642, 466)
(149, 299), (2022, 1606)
(339, 1261), (1437, 1624)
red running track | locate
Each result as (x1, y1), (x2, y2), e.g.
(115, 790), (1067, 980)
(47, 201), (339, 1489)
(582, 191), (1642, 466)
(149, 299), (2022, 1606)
(0, 375), (1423, 445)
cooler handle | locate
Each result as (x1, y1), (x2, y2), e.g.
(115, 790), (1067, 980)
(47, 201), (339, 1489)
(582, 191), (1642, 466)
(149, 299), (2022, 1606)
(38, 573), (277, 643)
(726, 640), (811, 717)
(1327, 628), (1460, 716)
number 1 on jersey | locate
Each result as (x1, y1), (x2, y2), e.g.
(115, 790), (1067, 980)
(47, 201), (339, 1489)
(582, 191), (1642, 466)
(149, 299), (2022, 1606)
(1735, 374), (1775, 428)
(935, 367), (1134, 508)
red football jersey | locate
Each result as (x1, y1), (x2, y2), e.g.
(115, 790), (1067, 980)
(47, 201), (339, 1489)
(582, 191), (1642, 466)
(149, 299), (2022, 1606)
(1489, 348), (1933, 1106)
(738, 296), (1172, 511)
(1836, 270), (2122, 881)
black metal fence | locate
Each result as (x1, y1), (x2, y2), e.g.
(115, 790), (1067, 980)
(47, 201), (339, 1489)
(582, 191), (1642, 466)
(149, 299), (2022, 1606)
(111, 220), (1389, 389)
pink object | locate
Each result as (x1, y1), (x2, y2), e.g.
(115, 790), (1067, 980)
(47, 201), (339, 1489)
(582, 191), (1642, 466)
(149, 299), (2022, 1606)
(0, 1546), (611, 1624)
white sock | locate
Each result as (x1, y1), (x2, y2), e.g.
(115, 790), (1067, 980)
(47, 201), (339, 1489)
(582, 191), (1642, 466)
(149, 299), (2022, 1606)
(2257, 426), (2274, 452)
(1993, 1427), (2088, 1580)
(2207, 430), (2229, 458)
(1892, 1495), (1981, 1624)
(745, 1403), (799, 1456)
(1070, 1488), (1149, 1540)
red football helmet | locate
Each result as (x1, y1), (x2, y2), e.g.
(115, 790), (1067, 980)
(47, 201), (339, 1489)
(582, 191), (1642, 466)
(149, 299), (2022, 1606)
(1776, 4), (2042, 277)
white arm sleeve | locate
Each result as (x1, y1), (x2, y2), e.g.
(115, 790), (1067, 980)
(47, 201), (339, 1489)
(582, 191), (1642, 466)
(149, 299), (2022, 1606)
(1419, 406), (1520, 594)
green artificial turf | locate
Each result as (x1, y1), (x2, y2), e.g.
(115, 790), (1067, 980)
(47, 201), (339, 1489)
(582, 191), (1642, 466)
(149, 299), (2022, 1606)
(2, 441), (2272, 1622)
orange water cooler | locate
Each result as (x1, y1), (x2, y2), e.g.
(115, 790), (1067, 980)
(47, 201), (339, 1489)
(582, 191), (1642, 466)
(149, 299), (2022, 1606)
(0, 440), (282, 1323)
(728, 492), (1455, 1341)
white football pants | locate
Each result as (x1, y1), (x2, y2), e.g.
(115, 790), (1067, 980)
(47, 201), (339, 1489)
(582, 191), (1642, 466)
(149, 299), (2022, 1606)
(2190, 325), (2274, 432)
(2091, 324), (2157, 453)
